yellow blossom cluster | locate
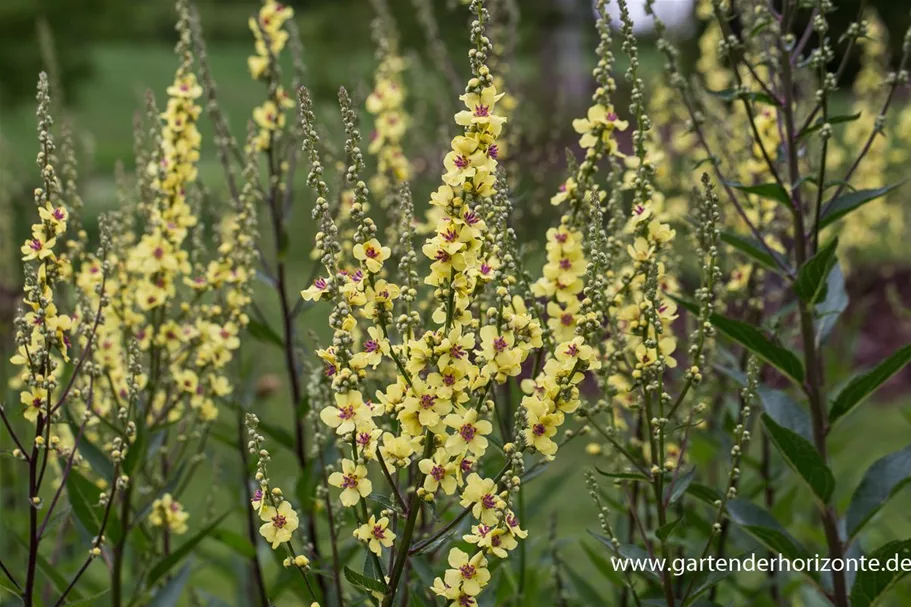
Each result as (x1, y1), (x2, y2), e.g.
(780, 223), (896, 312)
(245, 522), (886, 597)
(366, 38), (411, 193)
(11, 74), (74, 426)
(149, 493), (189, 535)
(248, 1), (295, 151)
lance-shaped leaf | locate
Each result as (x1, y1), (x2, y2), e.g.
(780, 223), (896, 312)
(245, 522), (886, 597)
(761, 413), (834, 503)
(148, 562), (192, 607)
(724, 180), (791, 208)
(846, 444), (911, 540)
(850, 539), (911, 607)
(830, 345), (911, 426)
(798, 111), (862, 139)
(147, 511), (230, 588)
(815, 263), (848, 347)
(247, 318), (284, 349)
(794, 238), (838, 304)
(344, 565), (388, 593)
(720, 231), (789, 273)
(818, 182), (904, 230)
(709, 314), (805, 383)
(725, 499), (813, 567)
(67, 469), (103, 536)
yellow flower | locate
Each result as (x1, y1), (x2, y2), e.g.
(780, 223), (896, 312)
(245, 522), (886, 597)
(150, 493), (190, 535)
(20, 387), (48, 422)
(455, 86), (507, 134)
(550, 177), (577, 206)
(328, 459), (372, 507)
(571, 103), (628, 149)
(20, 226), (56, 262)
(379, 432), (414, 468)
(444, 409), (493, 457)
(301, 276), (330, 301)
(353, 238), (391, 274)
(525, 409), (563, 456)
(419, 449), (458, 496)
(463, 524), (517, 558)
(320, 390), (372, 435)
(259, 500), (299, 549)
(353, 515), (396, 556)
(459, 474), (502, 526)
(442, 548), (491, 596)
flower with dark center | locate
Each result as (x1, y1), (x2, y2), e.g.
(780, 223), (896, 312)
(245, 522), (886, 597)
(493, 337), (508, 352)
(372, 525), (386, 539)
(481, 494), (496, 509)
(474, 105), (490, 117)
(561, 313), (573, 326)
(459, 424), (476, 442)
(272, 514), (287, 528)
(420, 394), (437, 409)
(364, 340), (379, 353)
(431, 465), (446, 481)
(341, 474), (359, 489)
(565, 343), (579, 357)
(454, 155), (470, 169)
(533, 423), (546, 436)
(460, 564), (477, 579)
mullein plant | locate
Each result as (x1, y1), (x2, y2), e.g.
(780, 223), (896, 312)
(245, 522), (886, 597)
(0, 0), (260, 605)
(285, 1), (608, 604)
(0, 71), (113, 607)
(580, 0), (911, 605)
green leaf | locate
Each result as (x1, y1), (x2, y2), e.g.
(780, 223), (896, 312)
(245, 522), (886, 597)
(759, 387), (811, 442)
(366, 493), (404, 516)
(798, 112), (862, 139)
(795, 237), (838, 304)
(211, 528), (256, 559)
(709, 314), (805, 383)
(344, 565), (388, 593)
(74, 435), (114, 482)
(720, 231), (788, 273)
(761, 413), (834, 503)
(725, 499), (812, 564)
(819, 182), (904, 230)
(846, 444), (911, 540)
(581, 542), (625, 587)
(147, 512), (230, 588)
(247, 318), (284, 349)
(35, 548), (80, 600)
(656, 518), (681, 541)
(66, 469), (103, 536)
(709, 88), (778, 106)
(565, 564), (611, 604)
(830, 345), (911, 426)
(594, 467), (649, 481)
(665, 468), (695, 504)
(686, 483), (722, 506)
(122, 427), (146, 477)
(815, 263), (848, 347)
(850, 539), (911, 607)
(723, 181), (791, 207)
(148, 562), (192, 607)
